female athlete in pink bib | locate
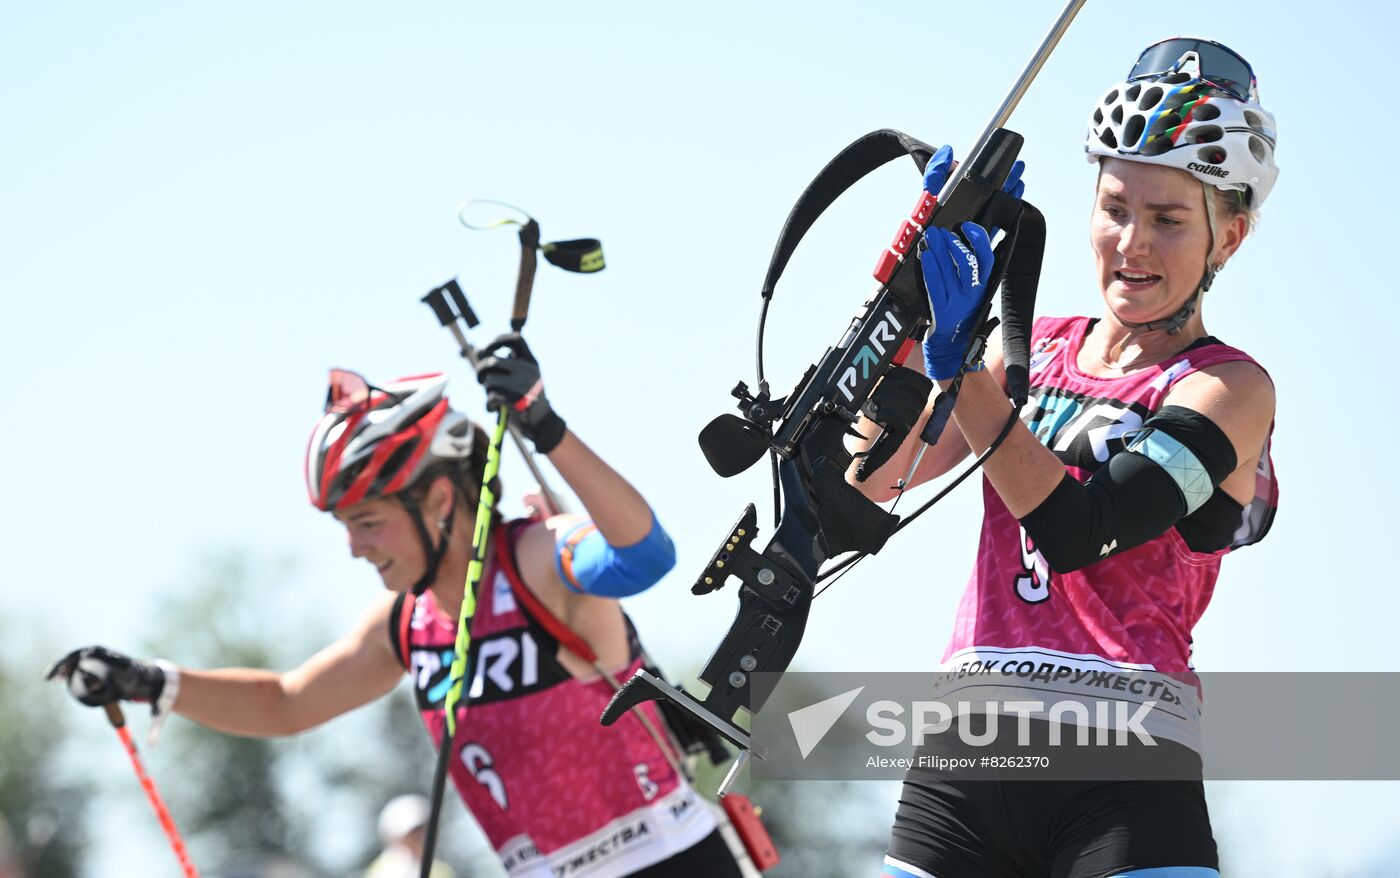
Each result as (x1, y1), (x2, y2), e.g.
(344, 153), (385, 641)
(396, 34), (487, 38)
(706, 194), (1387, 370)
(858, 37), (1280, 878)
(51, 334), (744, 877)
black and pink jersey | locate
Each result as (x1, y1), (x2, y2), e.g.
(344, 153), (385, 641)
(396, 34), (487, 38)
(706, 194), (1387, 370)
(390, 521), (715, 877)
(943, 315), (1278, 679)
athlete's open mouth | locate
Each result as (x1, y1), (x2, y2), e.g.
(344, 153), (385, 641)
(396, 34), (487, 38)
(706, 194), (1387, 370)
(1115, 270), (1161, 287)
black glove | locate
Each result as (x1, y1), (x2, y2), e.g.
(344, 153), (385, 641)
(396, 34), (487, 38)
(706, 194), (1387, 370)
(475, 333), (567, 454)
(47, 645), (166, 708)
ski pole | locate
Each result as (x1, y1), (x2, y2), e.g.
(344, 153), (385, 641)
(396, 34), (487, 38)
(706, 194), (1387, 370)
(103, 703), (201, 878)
(420, 209), (534, 876)
(422, 278), (568, 518)
(417, 202), (604, 875)
(418, 407), (508, 878)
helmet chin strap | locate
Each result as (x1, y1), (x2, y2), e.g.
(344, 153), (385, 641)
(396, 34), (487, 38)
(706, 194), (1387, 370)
(401, 492), (457, 597)
(1116, 182), (1222, 336)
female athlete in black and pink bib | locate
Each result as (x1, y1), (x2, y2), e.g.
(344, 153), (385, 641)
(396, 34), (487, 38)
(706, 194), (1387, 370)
(856, 38), (1280, 878)
(50, 334), (746, 877)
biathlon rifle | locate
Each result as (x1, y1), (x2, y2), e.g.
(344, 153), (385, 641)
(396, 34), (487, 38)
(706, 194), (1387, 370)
(601, 0), (1086, 793)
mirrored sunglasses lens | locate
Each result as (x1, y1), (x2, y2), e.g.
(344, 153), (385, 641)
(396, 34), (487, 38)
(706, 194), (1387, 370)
(1129, 39), (1252, 101)
(327, 368), (371, 413)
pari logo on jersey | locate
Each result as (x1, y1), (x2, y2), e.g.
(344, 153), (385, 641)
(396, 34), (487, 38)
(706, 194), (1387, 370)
(1023, 390), (1144, 466)
(837, 310), (904, 403)
(408, 629), (551, 709)
(469, 631), (546, 702)
(409, 647), (458, 709)
(1023, 357), (1195, 466)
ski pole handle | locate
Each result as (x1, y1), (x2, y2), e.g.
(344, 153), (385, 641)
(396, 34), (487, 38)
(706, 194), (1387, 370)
(511, 219), (541, 331)
(422, 282), (570, 517)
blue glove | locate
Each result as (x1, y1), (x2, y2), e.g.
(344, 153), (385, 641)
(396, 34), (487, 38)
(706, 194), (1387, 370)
(921, 223), (995, 380)
(922, 145), (1025, 206)
(919, 145), (1025, 380)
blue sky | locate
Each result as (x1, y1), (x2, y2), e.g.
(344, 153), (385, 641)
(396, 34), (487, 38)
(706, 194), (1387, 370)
(4, 2), (1398, 875)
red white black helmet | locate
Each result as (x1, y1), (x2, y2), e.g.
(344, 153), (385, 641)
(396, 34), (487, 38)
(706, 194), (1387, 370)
(1086, 37), (1279, 209)
(305, 370), (479, 511)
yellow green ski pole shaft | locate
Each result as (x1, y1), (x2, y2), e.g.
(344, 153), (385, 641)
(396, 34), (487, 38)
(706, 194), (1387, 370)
(419, 407), (508, 878)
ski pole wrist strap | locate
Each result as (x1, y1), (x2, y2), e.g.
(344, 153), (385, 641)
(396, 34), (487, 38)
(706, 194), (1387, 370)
(147, 659), (180, 746)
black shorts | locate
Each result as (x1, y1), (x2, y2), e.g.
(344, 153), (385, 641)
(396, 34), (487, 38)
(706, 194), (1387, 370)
(630, 829), (742, 877)
(886, 775), (1218, 878)
(885, 714), (1218, 878)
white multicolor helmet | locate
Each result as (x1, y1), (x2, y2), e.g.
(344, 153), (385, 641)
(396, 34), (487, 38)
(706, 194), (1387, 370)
(1086, 37), (1278, 209)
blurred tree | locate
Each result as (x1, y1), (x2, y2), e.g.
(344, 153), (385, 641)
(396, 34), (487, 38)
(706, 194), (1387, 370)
(144, 552), (323, 876)
(0, 630), (89, 878)
(140, 551), (502, 877)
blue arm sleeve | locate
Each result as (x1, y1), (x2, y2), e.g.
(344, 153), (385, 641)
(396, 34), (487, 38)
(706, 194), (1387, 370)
(554, 512), (677, 598)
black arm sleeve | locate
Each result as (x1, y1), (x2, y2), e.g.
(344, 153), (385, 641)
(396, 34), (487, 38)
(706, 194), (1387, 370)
(1017, 405), (1237, 573)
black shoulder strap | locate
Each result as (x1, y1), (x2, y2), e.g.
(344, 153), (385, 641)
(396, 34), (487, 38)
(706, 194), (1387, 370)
(761, 129), (934, 300)
(387, 590), (413, 670)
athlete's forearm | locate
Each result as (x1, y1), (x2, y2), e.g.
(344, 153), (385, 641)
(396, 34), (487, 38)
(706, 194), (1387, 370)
(171, 667), (322, 737)
(544, 430), (654, 546)
(945, 368), (1064, 517)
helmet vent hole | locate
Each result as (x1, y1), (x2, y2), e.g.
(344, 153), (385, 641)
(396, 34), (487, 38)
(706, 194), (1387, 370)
(1124, 84), (1140, 102)
(1193, 102), (1221, 121)
(1163, 71), (1192, 86)
(1196, 146), (1227, 165)
(1151, 112), (1182, 135)
(1122, 114), (1145, 149)
(1140, 136), (1172, 157)
(375, 441), (420, 493)
(1099, 128), (1118, 149)
(1111, 105), (1123, 125)
(1190, 125), (1224, 144)
(1243, 110), (1267, 132)
(1248, 135), (1268, 162)
(1094, 108), (1103, 125)
(1138, 86), (1164, 110)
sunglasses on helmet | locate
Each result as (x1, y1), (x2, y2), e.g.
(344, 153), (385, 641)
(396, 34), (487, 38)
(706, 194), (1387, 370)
(324, 368), (405, 416)
(1127, 37), (1256, 104)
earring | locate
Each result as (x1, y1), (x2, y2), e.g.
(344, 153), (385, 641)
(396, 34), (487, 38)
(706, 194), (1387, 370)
(437, 519), (448, 533)
(1212, 262), (1225, 273)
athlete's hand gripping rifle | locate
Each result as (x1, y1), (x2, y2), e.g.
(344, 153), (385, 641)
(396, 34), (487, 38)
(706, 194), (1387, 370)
(601, 1), (1083, 791)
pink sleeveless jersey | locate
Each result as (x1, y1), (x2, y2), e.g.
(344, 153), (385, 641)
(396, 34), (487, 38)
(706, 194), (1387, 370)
(392, 522), (715, 877)
(943, 315), (1278, 678)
